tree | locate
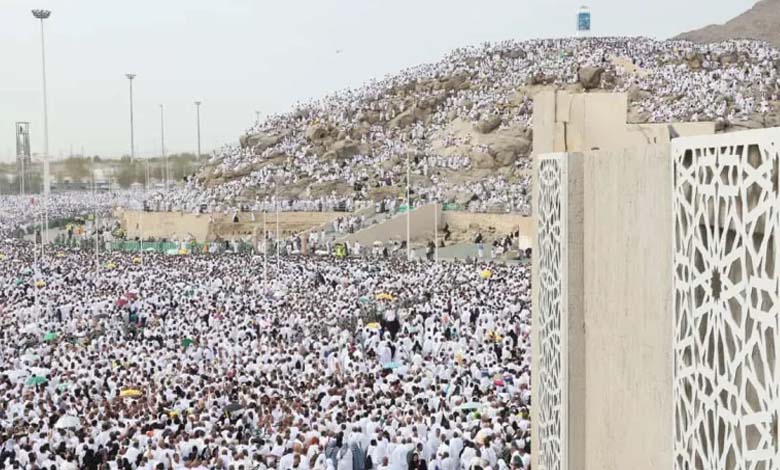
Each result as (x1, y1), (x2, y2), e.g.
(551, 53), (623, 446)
(62, 156), (91, 181)
(115, 156), (143, 188)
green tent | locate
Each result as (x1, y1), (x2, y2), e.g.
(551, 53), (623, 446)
(26, 376), (48, 386)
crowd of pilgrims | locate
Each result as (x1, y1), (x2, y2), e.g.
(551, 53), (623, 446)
(0, 193), (533, 470)
(150, 37), (779, 216)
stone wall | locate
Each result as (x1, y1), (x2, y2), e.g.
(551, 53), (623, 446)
(441, 211), (534, 241)
(118, 210), (342, 242)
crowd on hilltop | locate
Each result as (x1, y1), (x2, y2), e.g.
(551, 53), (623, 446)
(0, 192), (532, 470)
(146, 37), (779, 216)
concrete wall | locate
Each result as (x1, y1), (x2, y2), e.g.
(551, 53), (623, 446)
(532, 90), (715, 155)
(441, 212), (535, 238)
(533, 145), (673, 470)
(581, 145), (673, 470)
(119, 210), (342, 242)
(120, 210), (213, 241)
(336, 204), (442, 246)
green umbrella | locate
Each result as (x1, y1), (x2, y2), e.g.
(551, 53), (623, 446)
(182, 338), (194, 348)
(15, 278), (24, 286)
(26, 376), (48, 386)
(43, 332), (58, 342)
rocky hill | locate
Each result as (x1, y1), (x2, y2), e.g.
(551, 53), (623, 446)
(175, 37), (780, 212)
(675, 0), (780, 47)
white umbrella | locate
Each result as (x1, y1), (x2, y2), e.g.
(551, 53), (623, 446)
(3, 369), (28, 383)
(55, 415), (80, 429)
(21, 353), (39, 363)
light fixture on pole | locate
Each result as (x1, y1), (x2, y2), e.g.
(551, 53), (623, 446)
(32, 8), (51, 249)
(195, 101), (202, 158)
(125, 74), (136, 160)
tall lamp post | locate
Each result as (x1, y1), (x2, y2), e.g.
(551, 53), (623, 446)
(126, 74), (136, 160)
(159, 104), (168, 192)
(195, 101), (202, 158)
(32, 9), (51, 248)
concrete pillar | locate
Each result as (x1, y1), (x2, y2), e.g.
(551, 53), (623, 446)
(532, 152), (585, 470)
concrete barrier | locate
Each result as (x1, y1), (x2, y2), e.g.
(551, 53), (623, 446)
(335, 203), (442, 246)
(118, 210), (342, 242)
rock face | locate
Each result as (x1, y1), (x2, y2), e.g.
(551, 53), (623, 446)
(305, 124), (331, 142)
(578, 67), (604, 90)
(475, 116), (502, 134)
(674, 0), (780, 48)
(489, 136), (531, 166)
(322, 140), (367, 160)
(241, 133), (283, 155)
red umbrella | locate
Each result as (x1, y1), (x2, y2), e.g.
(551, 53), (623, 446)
(116, 298), (129, 307)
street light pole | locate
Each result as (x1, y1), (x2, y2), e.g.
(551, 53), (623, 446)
(195, 101), (202, 158)
(92, 153), (99, 270)
(255, 110), (261, 125)
(275, 183), (280, 268)
(159, 104), (167, 192)
(126, 74), (136, 160)
(32, 9), (51, 249)
(406, 152), (411, 261)
(434, 200), (439, 263)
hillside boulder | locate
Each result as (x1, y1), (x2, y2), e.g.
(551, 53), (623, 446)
(475, 116), (502, 134)
(471, 152), (496, 170)
(488, 136), (532, 166)
(305, 124), (330, 142)
(578, 66), (604, 90)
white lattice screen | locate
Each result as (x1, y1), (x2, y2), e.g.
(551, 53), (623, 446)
(673, 131), (780, 470)
(537, 154), (568, 470)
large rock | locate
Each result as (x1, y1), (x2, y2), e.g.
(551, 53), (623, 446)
(685, 52), (703, 70)
(475, 116), (502, 134)
(305, 124), (330, 142)
(719, 52), (738, 66)
(360, 111), (381, 125)
(323, 140), (365, 160)
(488, 136), (532, 166)
(627, 85), (652, 103)
(471, 152), (496, 170)
(443, 73), (470, 92)
(578, 67), (604, 90)
(455, 191), (476, 205)
(241, 131), (285, 153)
(389, 109), (417, 129)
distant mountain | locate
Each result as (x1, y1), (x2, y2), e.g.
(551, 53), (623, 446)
(675, 0), (780, 47)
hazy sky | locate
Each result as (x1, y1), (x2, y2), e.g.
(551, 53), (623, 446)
(0, 0), (755, 162)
